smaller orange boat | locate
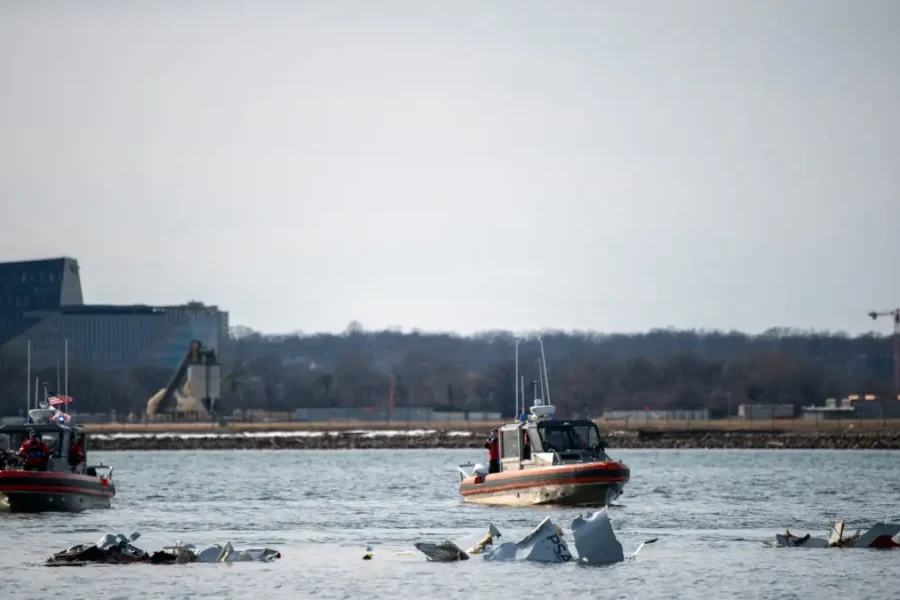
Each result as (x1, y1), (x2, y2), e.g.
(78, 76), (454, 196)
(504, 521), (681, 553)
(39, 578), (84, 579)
(458, 338), (629, 507)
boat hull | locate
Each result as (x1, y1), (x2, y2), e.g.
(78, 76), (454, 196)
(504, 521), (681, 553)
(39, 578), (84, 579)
(0, 471), (115, 513)
(459, 462), (629, 507)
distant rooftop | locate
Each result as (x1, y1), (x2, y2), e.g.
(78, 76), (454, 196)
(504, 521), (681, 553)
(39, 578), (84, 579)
(60, 303), (221, 315)
(60, 304), (167, 316)
(0, 256), (79, 267)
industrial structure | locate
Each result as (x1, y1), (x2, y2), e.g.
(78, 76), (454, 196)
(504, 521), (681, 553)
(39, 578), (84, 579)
(145, 340), (222, 421)
(0, 257), (229, 370)
(867, 308), (900, 400)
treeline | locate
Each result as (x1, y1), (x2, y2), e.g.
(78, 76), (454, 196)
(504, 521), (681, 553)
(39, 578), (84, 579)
(0, 325), (895, 418)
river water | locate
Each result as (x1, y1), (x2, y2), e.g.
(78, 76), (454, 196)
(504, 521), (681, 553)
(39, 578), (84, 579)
(2, 449), (899, 599)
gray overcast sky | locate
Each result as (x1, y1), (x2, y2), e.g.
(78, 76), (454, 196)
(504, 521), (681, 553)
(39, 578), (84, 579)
(1, 0), (898, 336)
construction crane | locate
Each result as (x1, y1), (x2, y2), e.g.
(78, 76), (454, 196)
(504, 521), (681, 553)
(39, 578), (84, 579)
(867, 309), (900, 400)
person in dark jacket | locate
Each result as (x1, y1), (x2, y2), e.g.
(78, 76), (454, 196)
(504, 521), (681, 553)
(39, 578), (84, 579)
(69, 434), (86, 472)
(484, 429), (500, 473)
(19, 430), (50, 471)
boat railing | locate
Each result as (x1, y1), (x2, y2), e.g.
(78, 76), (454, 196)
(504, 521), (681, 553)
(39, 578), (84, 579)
(87, 464), (113, 480)
(457, 462), (474, 481)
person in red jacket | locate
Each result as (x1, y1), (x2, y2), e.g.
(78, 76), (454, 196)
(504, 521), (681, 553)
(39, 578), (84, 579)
(18, 430), (51, 471)
(484, 429), (500, 474)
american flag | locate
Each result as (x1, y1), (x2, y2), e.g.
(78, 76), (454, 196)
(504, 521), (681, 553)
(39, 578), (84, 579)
(48, 394), (74, 407)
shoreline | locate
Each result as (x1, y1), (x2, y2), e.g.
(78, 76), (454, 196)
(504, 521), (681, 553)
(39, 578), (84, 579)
(87, 430), (900, 451)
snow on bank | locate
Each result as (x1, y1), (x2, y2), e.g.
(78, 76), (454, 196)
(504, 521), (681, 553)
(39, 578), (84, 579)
(91, 429), (478, 440)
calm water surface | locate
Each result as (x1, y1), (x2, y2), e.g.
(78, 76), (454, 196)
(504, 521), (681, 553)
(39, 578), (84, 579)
(2, 449), (899, 599)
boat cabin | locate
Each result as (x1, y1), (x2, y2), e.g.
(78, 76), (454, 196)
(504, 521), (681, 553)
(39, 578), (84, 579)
(0, 421), (89, 473)
(496, 419), (608, 472)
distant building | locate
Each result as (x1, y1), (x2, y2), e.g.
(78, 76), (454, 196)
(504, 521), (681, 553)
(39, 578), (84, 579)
(802, 394), (900, 420)
(737, 404), (795, 419)
(801, 397), (856, 421)
(601, 409), (710, 422)
(0, 257), (228, 370)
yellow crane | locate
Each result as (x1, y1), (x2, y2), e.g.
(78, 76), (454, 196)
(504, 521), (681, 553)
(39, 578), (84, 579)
(867, 308), (900, 399)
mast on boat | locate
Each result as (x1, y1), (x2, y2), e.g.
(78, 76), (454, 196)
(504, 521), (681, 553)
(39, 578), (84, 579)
(537, 359), (546, 403)
(538, 337), (552, 406)
(512, 337), (556, 422)
(520, 375), (525, 417)
(26, 338), (31, 413)
(514, 338), (519, 419)
(64, 338), (69, 400)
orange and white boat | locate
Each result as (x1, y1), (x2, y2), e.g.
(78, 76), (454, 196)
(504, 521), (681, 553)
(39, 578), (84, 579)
(458, 339), (629, 507)
(0, 415), (115, 513)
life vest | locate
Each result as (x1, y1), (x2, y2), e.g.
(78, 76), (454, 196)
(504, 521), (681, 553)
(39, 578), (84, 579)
(21, 440), (49, 464)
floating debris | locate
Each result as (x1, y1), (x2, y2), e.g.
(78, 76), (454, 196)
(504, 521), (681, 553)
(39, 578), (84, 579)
(44, 533), (281, 566)
(414, 508), (653, 565)
(773, 520), (900, 549)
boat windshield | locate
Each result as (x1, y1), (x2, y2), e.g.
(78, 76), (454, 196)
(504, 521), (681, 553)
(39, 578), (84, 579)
(0, 431), (63, 457)
(537, 423), (603, 453)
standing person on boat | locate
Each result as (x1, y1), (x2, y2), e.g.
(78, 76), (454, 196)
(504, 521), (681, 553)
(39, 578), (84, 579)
(69, 434), (86, 473)
(484, 429), (500, 474)
(523, 429), (531, 460)
(18, 430), (51, 471)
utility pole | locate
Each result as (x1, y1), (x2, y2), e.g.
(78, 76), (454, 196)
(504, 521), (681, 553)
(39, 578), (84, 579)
(868, 309), (900, 400)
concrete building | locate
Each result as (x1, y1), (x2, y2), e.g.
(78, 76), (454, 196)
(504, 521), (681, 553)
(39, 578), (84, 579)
(0, 257), (228, 370)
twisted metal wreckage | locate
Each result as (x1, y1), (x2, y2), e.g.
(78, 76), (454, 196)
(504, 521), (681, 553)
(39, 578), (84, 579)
(44, 533), (282, 566)
(414, 508), (656, 565)
(773, 520), (900, 549)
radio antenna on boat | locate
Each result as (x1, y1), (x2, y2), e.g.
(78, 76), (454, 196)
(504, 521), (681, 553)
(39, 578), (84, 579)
(64, 338), (69, 399)
(537, 359), (546, 403)
(538, 337), (552, 406)
(514, 338), (520, 419)
(26, 338), (31, 413)
(520, 374), (525, 416)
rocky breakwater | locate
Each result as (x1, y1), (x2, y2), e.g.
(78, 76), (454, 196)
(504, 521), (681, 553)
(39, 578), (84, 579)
(621, 429), (900, 450)
(88, 429), (900, 451)
(90, 430), (487, 451)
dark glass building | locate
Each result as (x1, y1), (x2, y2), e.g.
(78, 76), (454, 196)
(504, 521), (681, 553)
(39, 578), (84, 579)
(0, 257), (228, 370)
(0, 257), (83, 348)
